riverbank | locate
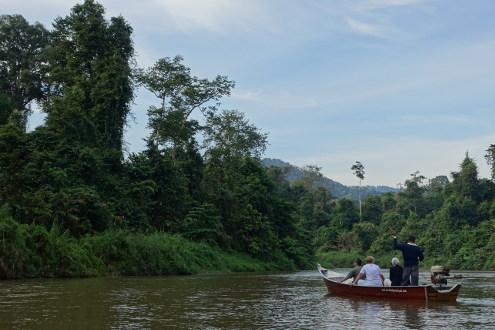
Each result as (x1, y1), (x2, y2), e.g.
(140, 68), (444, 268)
(316, 250), (495, 271)
(5, 214), (494, 280)
(0, 217), (296, 280)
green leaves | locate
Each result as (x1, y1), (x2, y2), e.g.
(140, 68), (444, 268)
(0, 15), (49, 129)
(136, 56), (192, 107)
(46, 0), (134, 153)
(180, 204), (225, 246)
(0, 209), (103, 279)
(136, 55), (234, 117)
(486, 144), (495, 180)
(450, 154), (481, 201)
(203, 110), (268, 161)
(351, 161), (365, 180)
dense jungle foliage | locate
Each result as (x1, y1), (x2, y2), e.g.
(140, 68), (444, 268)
(316, 155), (495, 270)
(1, 1), (495, 279)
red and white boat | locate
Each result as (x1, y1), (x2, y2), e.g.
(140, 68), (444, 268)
(317, 264), (461, 302)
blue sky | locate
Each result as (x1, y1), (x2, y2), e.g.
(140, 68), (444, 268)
(5, 0), (495, 185)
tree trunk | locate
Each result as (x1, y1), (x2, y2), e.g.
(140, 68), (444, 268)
(359, 179), (362, 221)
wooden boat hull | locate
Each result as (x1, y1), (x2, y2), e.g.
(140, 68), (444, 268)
(318, 264), (460, 302)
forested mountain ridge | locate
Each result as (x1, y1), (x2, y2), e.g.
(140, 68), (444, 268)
(262, 158), (397, 200)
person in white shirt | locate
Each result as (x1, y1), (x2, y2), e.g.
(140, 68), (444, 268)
(352, 255), (384, 287)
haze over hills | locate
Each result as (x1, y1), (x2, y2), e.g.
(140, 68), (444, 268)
(262, 158), (397, 200)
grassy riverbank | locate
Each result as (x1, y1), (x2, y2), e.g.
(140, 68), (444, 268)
(0, 215), (293, 280)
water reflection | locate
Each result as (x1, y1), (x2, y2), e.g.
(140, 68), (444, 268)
(0, 271), (494, 329)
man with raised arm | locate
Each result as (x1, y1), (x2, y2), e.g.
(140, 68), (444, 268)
(393, 235), (424, 286)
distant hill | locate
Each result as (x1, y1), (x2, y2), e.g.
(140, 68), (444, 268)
(262, 158), (397, 200)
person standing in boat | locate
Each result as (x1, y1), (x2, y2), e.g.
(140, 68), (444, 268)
(341, 258), (362, 283)
(352, 256), (384, 287)
(389, 257), (403, 286)
(393, 235), (424, 286)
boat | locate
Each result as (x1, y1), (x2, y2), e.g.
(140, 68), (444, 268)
(317, 264), (461, 302)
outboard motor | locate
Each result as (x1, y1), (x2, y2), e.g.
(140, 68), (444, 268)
(430, 265), (450, 286)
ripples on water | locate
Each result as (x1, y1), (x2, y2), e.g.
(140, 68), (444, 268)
(1, 270), (494, 329)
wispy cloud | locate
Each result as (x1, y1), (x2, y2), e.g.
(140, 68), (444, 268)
(345, 17), (388, 38)
(398, 114), (488, 127)
(365, 0), (424, 9)
(4, 0), (423, 40)
(146, 0), (262, 34)
(230, 89), (261, 102)
(2, 0), (272, 35)
(312, 38), (495, 109)
(343, 0), (425, 39)
(228, 88), (320, 113)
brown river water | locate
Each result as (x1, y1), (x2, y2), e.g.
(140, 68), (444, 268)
(0, 270), (494, 329)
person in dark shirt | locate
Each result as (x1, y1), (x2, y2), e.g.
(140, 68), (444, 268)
(393, 235), (424, 286)
(341, 258), (362, 283)
(389, 257), (403, 286)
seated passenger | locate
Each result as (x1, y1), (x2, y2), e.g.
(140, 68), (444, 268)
(341, 258), (362, 283)
(353, 256), (384, 287)
(389, 257), (403, 286)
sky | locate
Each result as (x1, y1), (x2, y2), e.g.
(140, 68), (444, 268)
(3, 0), (495, 186)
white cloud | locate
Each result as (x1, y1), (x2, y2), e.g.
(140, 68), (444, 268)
(2, 0), (270, 35)
(313, 37), (495, 109)
(366, 0), (423, 8)
(398, 114), (488, 127)
(228, 88), (321, 114)
(346, 17), (387, 38)
(3, 0), (422, 43)
(340, 0), (425, 38)
(1, 0), (73, 25)
(230, 89), (261, 102)
(144, 0), (261, 34)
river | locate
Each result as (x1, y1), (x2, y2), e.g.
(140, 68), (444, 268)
(1, 270), (494, 329)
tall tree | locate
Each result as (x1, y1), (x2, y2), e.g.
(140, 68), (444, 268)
(136, 56), (192, 110)
(397, 171), (426, 216)
(0, 1), (135, 235)
(202, 110), (268, 203)
(0, 15), (48, 129)
(203, 109), (268, 161)
(45, 0), (134, 154)
(137, 56), (234, 157)
(362, 195), (383, 224)
(485, 144), (495, 181)
(298, 165), (323, 192)
(136, 56), (234, 119)
(451, 153), (480, 201)
(351, 161), (365, 220)
(136, 56), (234, 230)
(440, 154), (481, 225)
(331, 198), (359, 229)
